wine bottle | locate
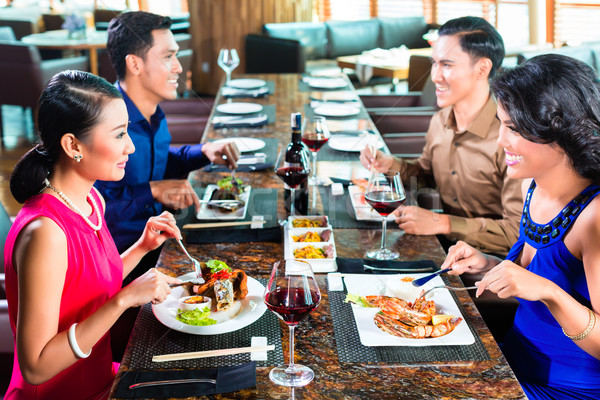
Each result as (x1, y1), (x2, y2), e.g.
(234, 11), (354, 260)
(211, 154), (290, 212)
(284, 112), (310, 215)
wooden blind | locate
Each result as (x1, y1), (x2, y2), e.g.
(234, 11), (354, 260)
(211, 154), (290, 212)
(553, 1), (600, 46)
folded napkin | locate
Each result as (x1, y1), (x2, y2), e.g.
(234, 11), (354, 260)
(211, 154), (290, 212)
(203, 162), (273, 173)
(328, 177), (352, 186)
(221, 86), (269, 98)
(336, 257), (438, 274)
(212, 114), (268, 129)
(114, 362), (256, 398)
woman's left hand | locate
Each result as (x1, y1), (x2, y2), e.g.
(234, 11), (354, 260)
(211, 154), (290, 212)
(139, 211), (182, 252)
(476, 260), (552, 301)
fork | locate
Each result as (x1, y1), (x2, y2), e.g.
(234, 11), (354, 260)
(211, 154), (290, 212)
(421, 285), (477, 298)
(177, 239), (204, 282)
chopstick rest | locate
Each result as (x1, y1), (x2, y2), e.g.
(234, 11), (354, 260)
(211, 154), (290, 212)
(250, 215), (264, 229)
(152, 345), (275, 363)
(250, 336), (269, 361)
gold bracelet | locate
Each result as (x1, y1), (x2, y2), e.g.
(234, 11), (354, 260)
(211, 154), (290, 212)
(562, 307), (596, 341)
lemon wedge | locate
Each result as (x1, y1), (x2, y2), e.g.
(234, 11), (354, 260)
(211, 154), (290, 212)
(431, 314), (454, 325)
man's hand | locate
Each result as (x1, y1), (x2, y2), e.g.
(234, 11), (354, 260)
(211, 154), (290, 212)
(392, 205), (451, 235)
(202, 141), (240, 169)
(359, 147), (393, 173)
(149, 179), (200, 211)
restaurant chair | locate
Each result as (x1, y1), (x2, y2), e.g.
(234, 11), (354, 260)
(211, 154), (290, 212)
(0, 18), (35, 40)
(0, 42), (89, 147)
(407, 54), (433, 92)
(361, 79), (437, 113)
(0, 26), (16, 41)
(383, 132), (427, 159)
(94, 9), (121, 31)
(41, 14), (65, 31)
(369, 110), (435, 136)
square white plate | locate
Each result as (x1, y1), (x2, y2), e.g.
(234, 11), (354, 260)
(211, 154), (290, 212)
(314, 104), (361, 117)
(196, 184), (250, 220)
(328, 134), (384, 152)
(343, 274), (475, 346)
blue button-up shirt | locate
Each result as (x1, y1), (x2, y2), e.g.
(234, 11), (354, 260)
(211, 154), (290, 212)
(95, 83), (208, 252)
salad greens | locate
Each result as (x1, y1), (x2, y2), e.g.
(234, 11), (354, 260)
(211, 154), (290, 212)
(207, 259), (232, 274)
(344, 293), (373, 308)
(217, 176), (243, 192)
(176, 306), (217, 326)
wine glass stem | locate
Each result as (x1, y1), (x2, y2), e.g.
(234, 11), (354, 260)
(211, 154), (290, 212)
(380, 216), (387, 250)
(290, 188), (296, 216)
(287, 325), (296, 371)
(311, 151), (317, 180)
(225, 70), (231, 83)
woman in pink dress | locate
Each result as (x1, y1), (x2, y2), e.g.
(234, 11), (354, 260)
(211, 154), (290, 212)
(4, 70), (183, 399)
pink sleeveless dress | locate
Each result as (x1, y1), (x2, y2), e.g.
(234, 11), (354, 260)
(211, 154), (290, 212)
(4, 189), (123, 399)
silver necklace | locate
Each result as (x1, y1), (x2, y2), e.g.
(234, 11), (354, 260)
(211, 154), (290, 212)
(44, 178), (102, 231)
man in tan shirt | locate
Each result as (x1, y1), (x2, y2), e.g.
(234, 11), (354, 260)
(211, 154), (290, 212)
(361, 16), (522, 256)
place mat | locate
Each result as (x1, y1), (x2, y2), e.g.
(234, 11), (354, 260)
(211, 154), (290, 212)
(114, 362), (256, 398)
(221, 81), (275, 98)
(303, 104), (369, 121)
(336, 258), (439, 274)
(298, 77), (352, 92)
(204, 137), (279, 173)
(213, 104), (276, 125)
(318, 186), (395, 229)
(126, 285), (284, 370)
(183, 188), (282, 244)
(329, 278), (491, 363)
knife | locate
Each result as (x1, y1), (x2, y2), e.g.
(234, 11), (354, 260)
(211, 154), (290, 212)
(363, 264), (435, 273)
(129, 378), (216, 390)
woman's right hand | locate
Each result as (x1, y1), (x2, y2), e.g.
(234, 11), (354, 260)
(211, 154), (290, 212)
(442, 241), (494, 276)
(122, 268), (180, 307)
(359, 147), (394, 173)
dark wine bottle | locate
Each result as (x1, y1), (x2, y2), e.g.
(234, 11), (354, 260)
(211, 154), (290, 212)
(283, 112), (310, 215)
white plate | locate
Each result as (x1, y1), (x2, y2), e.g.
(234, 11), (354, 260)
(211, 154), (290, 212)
(152, 273), (267, 335)
(227, 79), (267, 89)
(348, 185), (395, 221)
(196, 184), (251, 220)
(313, 104), (361, 117)
(283, 220), (337, 273)
(212, 137), (266, 152)
(306, 77), (348, 89)
(216, 102), (263, 115)
(343, 274), (475, 346)
(328, 134), (384, 152)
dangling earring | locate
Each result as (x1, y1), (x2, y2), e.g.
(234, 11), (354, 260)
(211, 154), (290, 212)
(74, 155), (82, 163)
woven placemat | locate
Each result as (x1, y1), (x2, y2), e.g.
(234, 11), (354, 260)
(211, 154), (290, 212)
(214, 104), (276, 125)
(127, 284), (284, 369)
(182, 188), (282, 244)
(329, 280), (490, 363)
(318, 186), (396, 229)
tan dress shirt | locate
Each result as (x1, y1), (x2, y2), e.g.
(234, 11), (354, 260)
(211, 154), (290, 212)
(390, 96), (523, 255)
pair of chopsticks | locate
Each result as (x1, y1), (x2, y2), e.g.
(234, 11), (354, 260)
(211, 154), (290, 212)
(366, 142), (380, 190)
(183, 220), (266, 229)
(152, 345), (275, 362)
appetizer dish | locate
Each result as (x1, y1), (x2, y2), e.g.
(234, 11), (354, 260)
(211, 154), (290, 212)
(290, 215), (329, 228)
(292, 229), (332, 242)
(293, 244), (335, 259)
(207, 177), (245, 212)
(345, 291), (462, 339)
(176, 259), (249, 326)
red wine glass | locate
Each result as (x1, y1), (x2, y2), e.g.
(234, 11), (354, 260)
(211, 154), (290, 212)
(365, 170), (405, 260)
(302, 117), (330, 186)
(264, 259), (321, 387)
(275, 148), (311, 215)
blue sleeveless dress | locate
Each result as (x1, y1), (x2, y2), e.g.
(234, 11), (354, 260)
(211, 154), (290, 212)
(503, 181), (600, 399)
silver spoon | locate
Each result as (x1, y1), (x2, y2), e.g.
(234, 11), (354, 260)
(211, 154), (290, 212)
(421, 285), (477, 298)
(177, 239), (204, 283)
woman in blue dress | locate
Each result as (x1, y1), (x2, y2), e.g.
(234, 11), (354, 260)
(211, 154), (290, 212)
(441, 53), (600, 399)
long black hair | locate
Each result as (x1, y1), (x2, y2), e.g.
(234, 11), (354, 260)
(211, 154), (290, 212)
(10, 70), (122, 203)
(491, 54), (600, 183)
(438, 16), (505, 78)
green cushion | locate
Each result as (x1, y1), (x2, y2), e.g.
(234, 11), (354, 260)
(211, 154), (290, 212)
(263, 22), (327, 60)
(378, 16), (430, 49)
(326, 19), (380, 58)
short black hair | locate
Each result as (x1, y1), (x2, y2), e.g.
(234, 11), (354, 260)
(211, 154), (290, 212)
(438, 16), (505, 78)
(107, 11), (172, 81)
(492, 54), (600, 183)
(10, 71), (122, 203)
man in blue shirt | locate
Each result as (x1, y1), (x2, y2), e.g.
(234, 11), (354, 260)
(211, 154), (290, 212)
(95, 11), (239, 258)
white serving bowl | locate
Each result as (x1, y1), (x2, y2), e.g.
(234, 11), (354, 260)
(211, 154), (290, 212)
(178, 295), (212, 312)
